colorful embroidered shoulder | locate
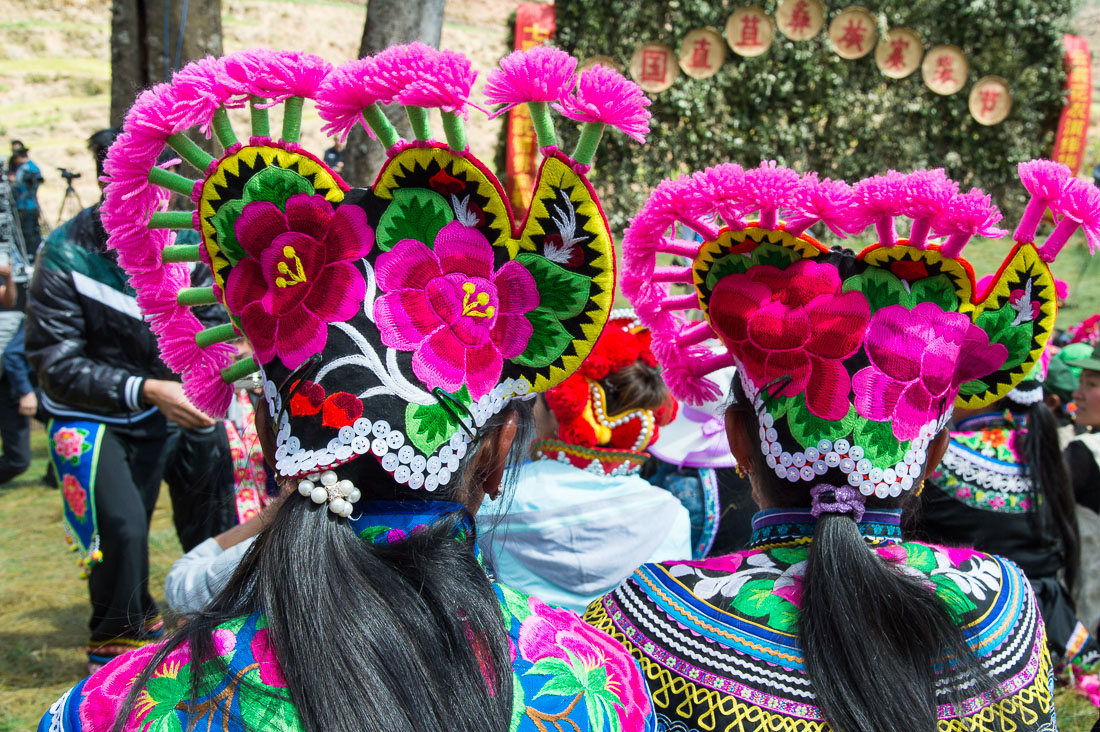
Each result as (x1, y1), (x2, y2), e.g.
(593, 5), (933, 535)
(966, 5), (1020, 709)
(933, 426), (1035, 513)
(585, 509), (1055, 732)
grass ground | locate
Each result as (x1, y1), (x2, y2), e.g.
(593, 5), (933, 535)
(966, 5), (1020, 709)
(1, 424), (1098, 731)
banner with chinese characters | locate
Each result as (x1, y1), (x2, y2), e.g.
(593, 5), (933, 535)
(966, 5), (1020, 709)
(1053, 34), (1090, 175)
(506, 3), (555, 215)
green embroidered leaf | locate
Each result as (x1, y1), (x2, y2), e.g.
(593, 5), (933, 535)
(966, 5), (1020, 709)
(768, 600), (801, 633)
(704, 252), (751, 291)
(975, 305), (1033, 371)
(516, 253), (591, 319)
(527, 656), (574, 680)
(769, 547), (808, 565)
(533, 671), (586, 699)
(958, 378), (991, 397)
(357, 525), (390, 543)
(733, 579), (782, 617)
(750, 242), (799, 270)
(243, 165), (315, 209)
(376, 187), (454, 252)
(930, 574), (977, 621)
(586, 689), (604, 732)
(509, 670), (526, 732)
(765, 395), (795, 420)
(786, 399), (856, 450)
(853, 417), (909, 466)
(211, 199), (247, 264)
(909, 275), (959, 313)
(844, 268), (912, 313)
(404, 386), (471, 455)
(904, 543), (938, 573)
(514, 307), (573, 368)
(499, 584), (533, 625)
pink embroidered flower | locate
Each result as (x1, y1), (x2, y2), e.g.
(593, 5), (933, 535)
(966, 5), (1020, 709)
(226, 194), (373, 370)
(62, 475), (88, 520)
(250, 628), (287, 689)
(79, 642), (164, 730)
(988, 495), (1007, 509)
(957, 486), (973, 499)
(1020, 497), (1032, 511)
(709, 259), (870, 420)
(374, 222), (539, 399)
(852, 303), (1007, 441)
(517, 596), (651, 729)
(54, 427), (87, 461)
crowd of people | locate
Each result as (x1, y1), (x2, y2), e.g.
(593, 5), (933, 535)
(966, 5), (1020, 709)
(4, 44), (1099, 732)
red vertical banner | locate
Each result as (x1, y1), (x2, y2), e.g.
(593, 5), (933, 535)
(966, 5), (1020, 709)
(1053, 35), (1090, 175)
(506, 4), (556, 216)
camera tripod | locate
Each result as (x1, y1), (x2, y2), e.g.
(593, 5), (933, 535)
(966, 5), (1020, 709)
(55, 168), (83, 228)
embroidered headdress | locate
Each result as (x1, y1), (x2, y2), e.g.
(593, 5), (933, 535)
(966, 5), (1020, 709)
(102, 47), (649, 514)
(624, 160), (1099, 500)
(535, 310), (677, 477)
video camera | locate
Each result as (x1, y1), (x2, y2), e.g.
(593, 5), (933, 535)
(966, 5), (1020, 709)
(58, 168), (81, 182)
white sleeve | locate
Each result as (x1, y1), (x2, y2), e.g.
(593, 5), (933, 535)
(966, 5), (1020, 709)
(646, 498), (694, 564)
(164, 536), (256, 615)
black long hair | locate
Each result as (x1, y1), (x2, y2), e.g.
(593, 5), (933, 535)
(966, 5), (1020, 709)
(112, 401), (533, 732)
(1010, 396), (1079, 592)
(730, 379), (991, 732)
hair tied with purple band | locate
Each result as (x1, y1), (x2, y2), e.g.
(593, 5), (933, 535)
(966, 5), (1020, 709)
(810, 484), (866, 523)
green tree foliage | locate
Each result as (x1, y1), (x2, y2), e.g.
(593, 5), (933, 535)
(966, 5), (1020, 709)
(555, 0), (1072, 231)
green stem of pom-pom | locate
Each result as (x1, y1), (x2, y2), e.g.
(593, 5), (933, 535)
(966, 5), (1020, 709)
(177, 287), (218, 306)
(364, 104), (401, 149)
(148, 211), (193, 229)
(162, 244), (202, 263)
(212, 107), (238, 148)
(282, 96), (304, 143)
(527, 102), (557, 150)
(148, 167), (196, 196)
(166, 133), (215, 172)
(441, 111), (467, 151)
(250, 97), (270, 137)
(407, 106), (431, 141)
(195, 323), (238, 348)
(221, 356), (259, 384)
(572, 122), (605, 167)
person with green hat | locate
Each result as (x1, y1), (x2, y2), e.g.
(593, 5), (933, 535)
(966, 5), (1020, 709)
(1065, 340), (1100, 639)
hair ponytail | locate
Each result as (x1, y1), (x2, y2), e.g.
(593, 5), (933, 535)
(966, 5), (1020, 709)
(1022, 400), (1078, 592)
(113, 403), (531, 732)
(801, 513), (991, 732)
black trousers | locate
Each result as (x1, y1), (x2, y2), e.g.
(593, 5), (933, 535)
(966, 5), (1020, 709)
(87, 416), (172, 649)
(163, 422), (237, 553)
(0, 374), (30, 484)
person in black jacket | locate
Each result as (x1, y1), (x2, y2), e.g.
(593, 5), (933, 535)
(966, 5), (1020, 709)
(25, 128), (218, 670)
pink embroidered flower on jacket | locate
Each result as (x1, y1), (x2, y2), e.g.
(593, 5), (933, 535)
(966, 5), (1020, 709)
(62, 475), (87, 520)
(517, 596), (652, 730)
(226, 194), (373, 370)
(708, 259), (871, 420)
(250, 628), (287, 689)
(374, 222), (538, 399)
(852, 303), (1008, 441)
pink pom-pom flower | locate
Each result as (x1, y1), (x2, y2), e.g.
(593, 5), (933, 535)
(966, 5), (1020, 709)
(901, 169), (958, 249)
(933, 188), (1007, 258)
(692, 163), (747, 231)
(786, 172), (854, 238)
(316, 56), (394, 141)
(851, 171), (909, 246)
(395, 48), (479, 118)
(555, 64), (651, 143)
(741, 161), (802, 230)
(1016, 159), (1071, 243)
(484, 46), (577, 118)
(1040, 175), (1100, 261)
(224, 50), (333, 105)
(373, 43), (442, 102)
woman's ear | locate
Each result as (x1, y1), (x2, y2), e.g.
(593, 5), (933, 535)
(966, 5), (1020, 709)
(724, 406), (756, 473)
(922, 429), (951, 479)
(481, 413), (519, 501)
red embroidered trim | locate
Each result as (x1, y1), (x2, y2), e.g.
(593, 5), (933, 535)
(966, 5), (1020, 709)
(530, 438), (648, 477)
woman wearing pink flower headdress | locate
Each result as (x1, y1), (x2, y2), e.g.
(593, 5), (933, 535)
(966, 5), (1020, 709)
(585, 160), (1100, 732)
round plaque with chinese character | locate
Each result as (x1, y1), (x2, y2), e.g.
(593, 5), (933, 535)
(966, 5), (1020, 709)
(679, 28), (726, 78)
(922, 44), (968, 95)
(630, 43), (679, 93)
(874, 27), (922, 78)
(581, 55), (620, 73)
(777, 0), (824, 41)
(829, 7), (878, 60)
(726, 6), (774, 57)
(969, 76), (1012, 125)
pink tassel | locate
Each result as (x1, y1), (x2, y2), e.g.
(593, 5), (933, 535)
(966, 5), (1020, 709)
(851, 171), (909, 246)
(170, 56), (244, 133)
(484, 46), (576, 118)
(373, 43), (443, 102)
(554, 64), (651, 143)
(1055, 279), (1070, 301)
(223, 49), (332, 103)
(1040, 176), (1100, 261)
(396, 48), (479, 118)
(1016, 159), (1071, 243)
(741, 161), (802, 230)
(316, 56), (393, 141)
(901, 169), (958, 249)
(692, 163), (747, 231)
(934, 188), (1007, 258)
(664, 363), (723, 406)
(786, 172), (854, 238)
